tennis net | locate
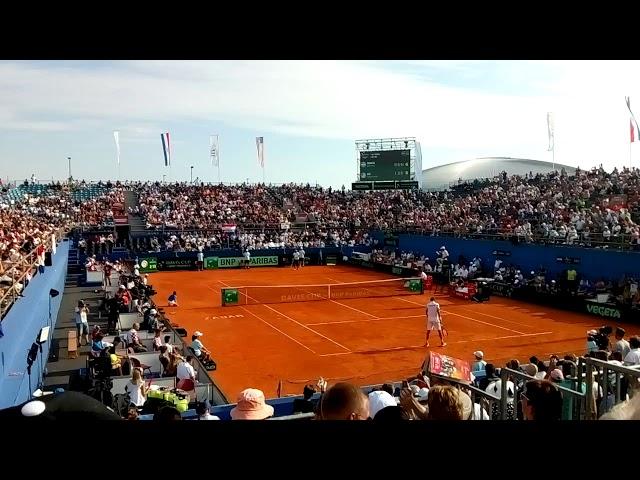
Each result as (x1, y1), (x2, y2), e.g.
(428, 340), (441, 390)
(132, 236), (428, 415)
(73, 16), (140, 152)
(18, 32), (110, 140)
(221, 277), (424, 306)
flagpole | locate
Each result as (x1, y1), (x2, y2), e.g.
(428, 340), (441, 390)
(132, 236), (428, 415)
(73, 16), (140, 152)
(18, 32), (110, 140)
(217, 135), (221, 184)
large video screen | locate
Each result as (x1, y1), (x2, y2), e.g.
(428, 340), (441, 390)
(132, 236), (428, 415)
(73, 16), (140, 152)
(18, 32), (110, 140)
(359, 149), (411, 181)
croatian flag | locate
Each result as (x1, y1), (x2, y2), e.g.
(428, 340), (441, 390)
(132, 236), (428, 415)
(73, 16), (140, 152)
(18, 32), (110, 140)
(161, 132), (171, 166)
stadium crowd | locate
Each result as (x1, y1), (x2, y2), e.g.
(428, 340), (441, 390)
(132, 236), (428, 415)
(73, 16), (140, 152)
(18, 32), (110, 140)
(116, 166), (638, 254)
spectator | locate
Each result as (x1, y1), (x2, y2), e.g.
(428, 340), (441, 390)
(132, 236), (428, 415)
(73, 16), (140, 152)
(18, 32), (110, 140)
(230, 388), (275, 420)
(472, 351), (486, 372)
(176, 355), (197, 385)
(623, 336), (640, 366)
(74, 300), (89, 347)
(368, 390), (397, 419)
(127, 323), (147, 353)
(125, 368), (148, 408)
(521, 380), (563, 421)
(373, 406), (410, 422)
(426, 385), (464, 420)
(196, 401), (220, 420)
(190, 331), (212, 363)
(614, 327), (631, 359)
(154, 406), (182, 422)
(317, 382), (369, 420)
(292, 385), (316, 414)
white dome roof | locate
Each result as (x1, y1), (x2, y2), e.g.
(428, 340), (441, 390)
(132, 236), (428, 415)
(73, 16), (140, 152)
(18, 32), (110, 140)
(421, 157), (576, 190)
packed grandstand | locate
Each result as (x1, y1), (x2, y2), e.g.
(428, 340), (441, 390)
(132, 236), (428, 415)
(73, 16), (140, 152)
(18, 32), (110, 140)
(1, 165), (640, 421)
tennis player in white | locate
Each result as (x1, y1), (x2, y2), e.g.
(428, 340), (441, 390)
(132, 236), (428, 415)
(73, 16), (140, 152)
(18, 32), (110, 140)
(425, 296), (446, 347)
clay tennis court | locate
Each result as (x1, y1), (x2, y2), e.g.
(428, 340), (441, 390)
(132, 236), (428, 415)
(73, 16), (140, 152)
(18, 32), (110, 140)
(149, 265), (639, 400)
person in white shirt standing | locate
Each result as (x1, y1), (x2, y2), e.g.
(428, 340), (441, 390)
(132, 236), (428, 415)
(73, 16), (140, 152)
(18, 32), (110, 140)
(197, 247), (204, 271)
(74, 300), (90, 347)
(298, 247), (305, 268)
(425, 296), (446, 348)
(243, 249), (251, 269)
(292, 250), (300, 270)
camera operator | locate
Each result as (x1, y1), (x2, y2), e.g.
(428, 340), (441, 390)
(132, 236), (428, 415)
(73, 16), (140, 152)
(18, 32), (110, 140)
(587, 326), (612, 353)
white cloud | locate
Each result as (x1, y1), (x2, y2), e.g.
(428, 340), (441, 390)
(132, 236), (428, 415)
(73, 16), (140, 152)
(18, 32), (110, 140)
(1, 60), (640, 173)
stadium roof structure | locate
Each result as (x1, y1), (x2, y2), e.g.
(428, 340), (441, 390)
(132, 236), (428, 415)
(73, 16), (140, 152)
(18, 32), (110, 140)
(421, 157), (576, 190)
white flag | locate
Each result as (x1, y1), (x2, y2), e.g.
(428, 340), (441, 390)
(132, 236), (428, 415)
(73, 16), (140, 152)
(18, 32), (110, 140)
(210, 135), (219, 167)
(256, 136), (264, 168)
(547, 113), (554, 152)
(113, 130), (121, 165)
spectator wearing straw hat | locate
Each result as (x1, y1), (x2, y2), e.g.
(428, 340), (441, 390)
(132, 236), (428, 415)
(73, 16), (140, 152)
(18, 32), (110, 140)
(230, 388), (274, 420)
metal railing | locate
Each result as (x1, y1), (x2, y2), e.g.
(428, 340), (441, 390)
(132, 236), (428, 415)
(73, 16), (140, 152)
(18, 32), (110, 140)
(499, 367), (587, 420)
(0, 226), (68, 320)
(581, 357), (640, 419)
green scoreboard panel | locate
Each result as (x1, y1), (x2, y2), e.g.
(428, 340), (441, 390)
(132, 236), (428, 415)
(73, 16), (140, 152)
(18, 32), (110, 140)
(359, 149), (411, 181)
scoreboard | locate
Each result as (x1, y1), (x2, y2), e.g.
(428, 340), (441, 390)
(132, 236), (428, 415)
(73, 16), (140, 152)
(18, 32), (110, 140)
(359, 149), (411, 181)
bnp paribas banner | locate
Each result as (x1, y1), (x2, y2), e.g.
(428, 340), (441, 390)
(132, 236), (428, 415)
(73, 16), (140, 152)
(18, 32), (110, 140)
(138, 257), (158, 273)
(204, 256), (279, 269)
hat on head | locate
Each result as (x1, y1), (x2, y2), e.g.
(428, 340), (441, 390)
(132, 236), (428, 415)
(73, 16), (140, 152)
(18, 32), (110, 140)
(368, 390), (397, 418)
(549, 369), (564, 382)
(150, 309), (157, 315)
(193, 331), (203, 337)
(230, 388), (274, 420)
(522, 363), (538, 377)
(474, 351), (484, 360)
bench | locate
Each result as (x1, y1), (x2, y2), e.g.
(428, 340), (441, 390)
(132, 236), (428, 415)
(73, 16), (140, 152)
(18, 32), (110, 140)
(68, 330), (78, 359)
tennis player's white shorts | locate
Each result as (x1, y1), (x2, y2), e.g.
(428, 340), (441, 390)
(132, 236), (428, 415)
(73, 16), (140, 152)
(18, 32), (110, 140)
(427, 317), (441, 331)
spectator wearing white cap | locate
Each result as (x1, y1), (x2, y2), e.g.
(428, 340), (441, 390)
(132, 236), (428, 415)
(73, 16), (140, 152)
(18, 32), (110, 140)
(472, 351), (486, 372)
(368, 390), (397, 419)
(191, 331), (212, 363)
(230, 388), (274, 420)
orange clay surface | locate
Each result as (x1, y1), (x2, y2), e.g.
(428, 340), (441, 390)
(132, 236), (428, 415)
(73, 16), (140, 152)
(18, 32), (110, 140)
(150, 265), (640, 400)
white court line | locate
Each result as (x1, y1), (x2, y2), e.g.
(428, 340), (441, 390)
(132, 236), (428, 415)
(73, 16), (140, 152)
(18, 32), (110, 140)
(395, 297), (527, 335)
(238, 306), (317, 354)
(327, 300), (379, 318)
(457, 307), (534, 328)
(308, 314), (424, 326)
(217, 280), (351, 352)
(317, 331), (554, 357)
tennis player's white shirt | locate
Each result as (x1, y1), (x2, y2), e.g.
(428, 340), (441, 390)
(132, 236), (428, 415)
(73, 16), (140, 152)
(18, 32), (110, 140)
(244, 251), (250, 260)
(293, 251), (300, 260)
(426, 300), (441, 329)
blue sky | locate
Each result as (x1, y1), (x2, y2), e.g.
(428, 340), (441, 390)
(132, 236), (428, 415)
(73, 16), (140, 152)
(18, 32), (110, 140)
(1, 60), (640, 187)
